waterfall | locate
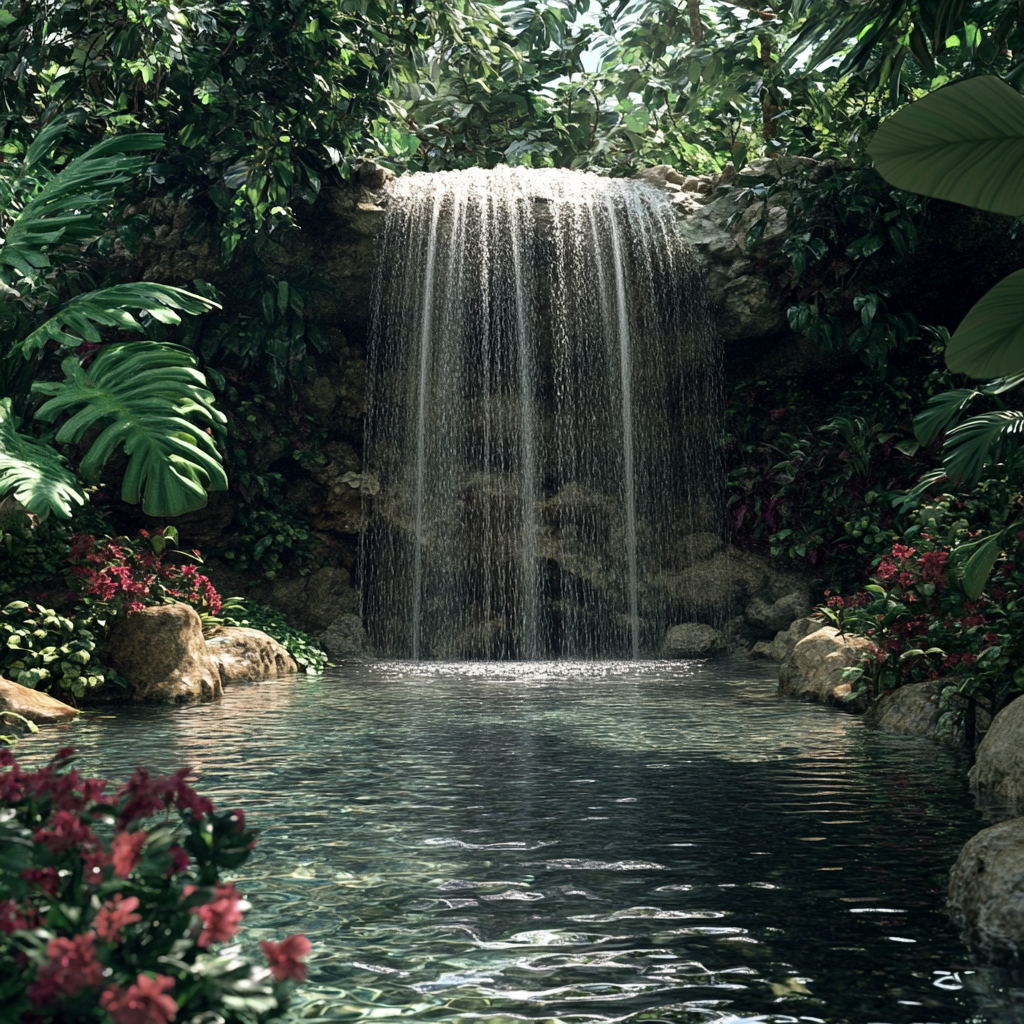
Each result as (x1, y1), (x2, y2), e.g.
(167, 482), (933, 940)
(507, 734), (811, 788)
(362, 166), (721, 660)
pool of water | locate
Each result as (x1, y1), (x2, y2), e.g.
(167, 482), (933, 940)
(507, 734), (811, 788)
(21, 658), (995, 1023)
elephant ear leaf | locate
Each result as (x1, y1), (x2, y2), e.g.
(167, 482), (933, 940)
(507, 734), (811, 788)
(868, 75), (1024, 217)
(944, 269), (1024, 378)
(0, 398), (86, 520)
(32, 342), (228, 517)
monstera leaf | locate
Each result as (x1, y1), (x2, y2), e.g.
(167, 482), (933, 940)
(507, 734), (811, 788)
(20, 283), (217, 354)
(1, 126), (164, 281)
(0, 398), (85, 519)
(868, 76), (1024, 217)
(33, 343), (228, 516)
(869, 77), (1024, 378)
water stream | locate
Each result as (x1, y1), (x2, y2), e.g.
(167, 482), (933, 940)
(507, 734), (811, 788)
(27, 660), (997, 1023)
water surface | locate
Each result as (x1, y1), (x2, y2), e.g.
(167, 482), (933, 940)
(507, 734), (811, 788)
(26, 658), (991, 1023)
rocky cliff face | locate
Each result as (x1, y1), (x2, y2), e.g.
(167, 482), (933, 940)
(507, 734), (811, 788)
(114, 159), (1024, 639)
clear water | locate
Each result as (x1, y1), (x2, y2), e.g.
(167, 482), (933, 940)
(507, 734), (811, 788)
(23, 659), (994, 1023)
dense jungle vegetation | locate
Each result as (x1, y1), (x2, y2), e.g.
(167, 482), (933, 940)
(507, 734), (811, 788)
(3, 0), (1024, 728)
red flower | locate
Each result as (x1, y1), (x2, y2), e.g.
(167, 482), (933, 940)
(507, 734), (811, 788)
(94, 894), (142, 943)
(166, 845), (190, 876)
(112, 830), (147, 878)
(28, 934), (103, 1006)
(83, 848), (112, 886)
(33, 810), (97, 854)
(0, 898), (39, 933)
(100, 974), (178, 1024)
(21, 867), (61, 897)
(195, 882), (245, 947)
(261, 933), (312, 982)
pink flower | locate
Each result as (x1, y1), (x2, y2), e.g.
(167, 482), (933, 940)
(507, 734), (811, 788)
(100, 974), (178, 1024)
(83, 848), (112, 885)
(28, 934), (103, 1006)
(261, 933), (312, 982)
(0, 898), (38, 933)
(195, 882), (245, 947)
(21, 867), (61, 897)
(112, 830), (147, 878)
(166, 845), (190, 876)
(94, 894), (142, 943)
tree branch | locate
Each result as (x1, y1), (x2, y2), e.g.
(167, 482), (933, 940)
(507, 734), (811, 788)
(687, 0), (704, 44)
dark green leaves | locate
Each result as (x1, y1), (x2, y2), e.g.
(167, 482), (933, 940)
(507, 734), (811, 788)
(868, 77), (1024, 219)
(0, 399), (86, 520)
(33, 344), (228, 517)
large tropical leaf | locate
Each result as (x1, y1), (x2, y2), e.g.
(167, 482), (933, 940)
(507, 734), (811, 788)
(19, 283), (218, 355)
(0, 398), (85, 520)
(944, 269), (1024, 378)
(941, 409), (1024, 487)
(868, 76), (1024, 218)
(913, 370), (1024, 444)
(32, 343), (228, 517)
(1, 129), (164, 281)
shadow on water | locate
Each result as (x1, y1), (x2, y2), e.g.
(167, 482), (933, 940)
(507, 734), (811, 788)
(20, 658), (1002, 1023)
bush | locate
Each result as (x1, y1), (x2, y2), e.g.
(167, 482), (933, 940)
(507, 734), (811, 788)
(0, 515), (69, 600)
(0, 602), (119, 700)
(0, 747), (309, 1022)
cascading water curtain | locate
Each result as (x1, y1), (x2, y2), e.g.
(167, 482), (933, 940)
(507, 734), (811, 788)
(362, 167), (721, 660)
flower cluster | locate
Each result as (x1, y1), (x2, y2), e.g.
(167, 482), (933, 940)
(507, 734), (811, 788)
(70, 530), (222, 616)
(0, 747), (309, 1023)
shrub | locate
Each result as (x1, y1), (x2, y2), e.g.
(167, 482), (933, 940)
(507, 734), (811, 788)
(0, 746), (309, 1022)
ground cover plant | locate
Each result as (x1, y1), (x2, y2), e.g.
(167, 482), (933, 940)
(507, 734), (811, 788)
(0, 745), (311, 1022)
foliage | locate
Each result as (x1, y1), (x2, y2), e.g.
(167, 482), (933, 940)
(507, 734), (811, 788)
(0, 603), (116, 701)
(0, 746), (310, 1020)
(0, 123), (226, 520)
(69, 529), (223, 619)
(869, 75), (1024, 379)
(821, 493), (1024, 735)
(213, 602), (328, 674)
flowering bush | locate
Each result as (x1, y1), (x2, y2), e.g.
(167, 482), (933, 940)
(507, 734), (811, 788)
(0, 747), (310, 1022)
(69, 528), (222, 618)
(820, 496), (1024, 735)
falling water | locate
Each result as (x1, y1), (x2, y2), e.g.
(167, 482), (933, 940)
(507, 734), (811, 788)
(363, 167), (721, 659)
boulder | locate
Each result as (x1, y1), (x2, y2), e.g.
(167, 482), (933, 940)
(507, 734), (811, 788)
(778, 626), (874, 710)
(663, 623), (728, 659)
(107, 604), (223, 704)
(863, 680), (944, 739)
(948, 818), (1024, 962)
(750, 616), (824, 662)
(970, 695), (1024, 818)
(0, 676), (79, 723)
(206, 627), (298, 683)
(743, 591), (810, 637)
(318, 613), (370, 661)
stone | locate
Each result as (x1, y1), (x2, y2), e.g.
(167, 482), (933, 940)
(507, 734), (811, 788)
(778, 626), (874, 710)
(863, 680), (944, 739)
(0, 676), (79, 723)
(635, 164), (688, 187)
(663, 623), (728, 659)
(749, 616), (824, 662)
(356, 159), (396, 190)
(948, 818), (1024, 962)
(969, 695), (1024, 818)
(206, 627), (298, 683)
(319, 613), (369, 661)
(765, 592), (812, 634)
(107, 604), (222, 704)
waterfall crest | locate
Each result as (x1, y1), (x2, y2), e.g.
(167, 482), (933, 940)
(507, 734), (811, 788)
(363, 166), (721, 660)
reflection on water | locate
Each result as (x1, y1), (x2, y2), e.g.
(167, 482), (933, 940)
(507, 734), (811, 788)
(22, 658), (990, 1023)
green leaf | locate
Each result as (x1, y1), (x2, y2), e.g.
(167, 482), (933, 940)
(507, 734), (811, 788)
(942, 409), (1024, 487)
(962, 535), (1002, 600)
(914, 387), (982, 445)
(32, 343), (228, 516)
(868, 76), (1024, 218)
(0, 398), (86, 520)
(944, 269), (1024, 378)
(20, 284), (218, 355)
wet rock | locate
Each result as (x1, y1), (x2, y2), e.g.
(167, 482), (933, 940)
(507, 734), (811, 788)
(864, 680), (944, 739)
(663, 623), (728, 659)
(970, 695), (1024, 818)
(743, 591), (808, 637)
(319, 613), (370, 661)
(778, 626), (874, 710)
(356, 159), (396, 191)
(749, 617), (824, 662)
(107, 604), (222, 704)
(206, 627), (298, 683)
(268, 567), (359, 634)
(0, 676), (79, 723)
(949, 818), (1024, 962)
